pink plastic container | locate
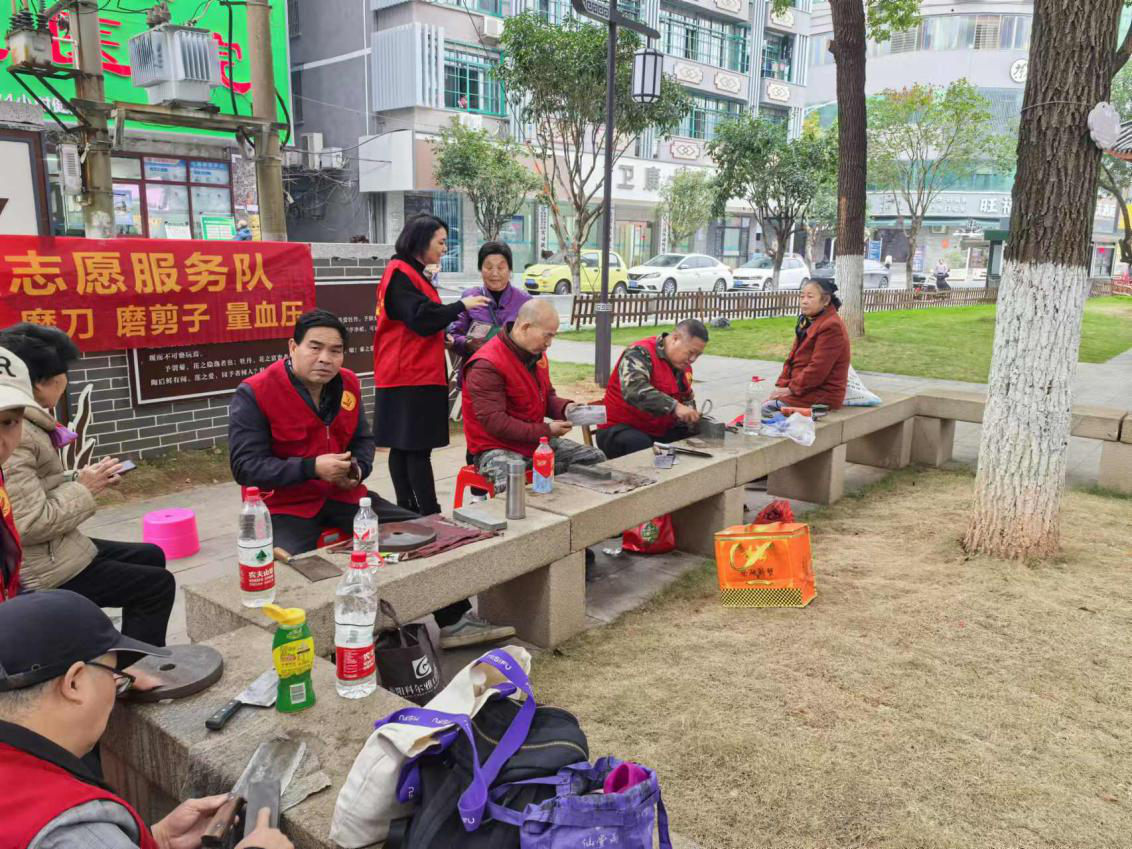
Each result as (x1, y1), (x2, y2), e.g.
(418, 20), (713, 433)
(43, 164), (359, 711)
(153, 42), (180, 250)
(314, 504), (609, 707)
(142, 508), (200, 560)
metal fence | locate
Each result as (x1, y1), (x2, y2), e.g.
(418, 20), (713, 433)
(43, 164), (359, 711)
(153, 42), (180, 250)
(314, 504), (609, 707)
(569, 287), (1001, 329)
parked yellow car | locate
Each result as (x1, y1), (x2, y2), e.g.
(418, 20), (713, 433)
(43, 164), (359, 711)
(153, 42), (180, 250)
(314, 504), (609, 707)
(522, 250), (630, 295)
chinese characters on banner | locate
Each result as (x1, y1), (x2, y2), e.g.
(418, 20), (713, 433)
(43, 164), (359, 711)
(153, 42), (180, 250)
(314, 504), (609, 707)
(0, 237), (315, 352)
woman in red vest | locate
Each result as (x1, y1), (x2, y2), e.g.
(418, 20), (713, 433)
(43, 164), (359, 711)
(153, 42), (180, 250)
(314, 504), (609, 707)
(372, 216), (489, 515)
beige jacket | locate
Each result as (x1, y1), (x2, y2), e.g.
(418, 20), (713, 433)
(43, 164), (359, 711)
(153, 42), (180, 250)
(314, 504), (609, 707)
(1, 405), (97, 589)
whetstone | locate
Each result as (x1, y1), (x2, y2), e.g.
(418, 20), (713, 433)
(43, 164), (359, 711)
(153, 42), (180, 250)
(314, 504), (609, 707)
(452, 504), (509, 532)
(570, 464), (614, 481)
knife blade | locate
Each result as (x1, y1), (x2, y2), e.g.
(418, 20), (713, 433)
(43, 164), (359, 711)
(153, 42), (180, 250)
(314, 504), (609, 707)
(205, 669), (278, 731)
(200, 737), (306, 848)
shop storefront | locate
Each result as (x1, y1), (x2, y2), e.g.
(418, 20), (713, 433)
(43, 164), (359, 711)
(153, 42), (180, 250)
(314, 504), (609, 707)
(48, 151), (237, 239)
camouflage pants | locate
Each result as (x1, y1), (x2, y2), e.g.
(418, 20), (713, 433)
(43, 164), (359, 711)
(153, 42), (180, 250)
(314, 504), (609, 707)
(475, 438), (606, 492)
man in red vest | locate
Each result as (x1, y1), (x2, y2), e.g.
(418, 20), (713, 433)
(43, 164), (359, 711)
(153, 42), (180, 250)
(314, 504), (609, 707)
(463, 299), (605, 490)
(0, 590), (291, 849)
(596, 319), (708, 459)
(229, 309), (417, 556)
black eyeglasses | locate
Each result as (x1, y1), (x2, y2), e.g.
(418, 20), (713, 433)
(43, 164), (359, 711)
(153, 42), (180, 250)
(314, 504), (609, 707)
(86, 661), (135, 696)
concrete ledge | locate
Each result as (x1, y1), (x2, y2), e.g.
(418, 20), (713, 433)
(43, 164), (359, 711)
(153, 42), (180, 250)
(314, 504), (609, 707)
(845, 419), (914, 469)
(478, 550), (586, 647)
(767, 444), (847, 505)
(529, 446), (738, 549)
(911, 416), (956, 467)
(830, 395), (917, 443)
(914, 389), (986, 424)
(1098, 441), (1132, 494)
(1070, 404), (1125, 441)
(671, 485), (746, 558)
(1122, 413), (1132, 445)
(103, 625), (410, 848)
(186, 502), (570, 648)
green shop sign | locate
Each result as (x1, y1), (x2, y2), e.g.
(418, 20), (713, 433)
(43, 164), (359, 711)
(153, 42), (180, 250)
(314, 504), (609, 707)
(0, 0), (291, 135)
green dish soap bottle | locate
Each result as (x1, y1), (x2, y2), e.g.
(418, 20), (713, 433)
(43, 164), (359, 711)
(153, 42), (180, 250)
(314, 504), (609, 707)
(263, 604), (316, 713)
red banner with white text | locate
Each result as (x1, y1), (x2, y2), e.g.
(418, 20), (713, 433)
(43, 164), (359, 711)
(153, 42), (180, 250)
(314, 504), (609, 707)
(0, 237), (315, 352)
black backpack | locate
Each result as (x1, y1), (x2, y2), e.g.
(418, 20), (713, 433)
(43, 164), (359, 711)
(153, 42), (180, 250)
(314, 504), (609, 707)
(385, 695), (589, 849)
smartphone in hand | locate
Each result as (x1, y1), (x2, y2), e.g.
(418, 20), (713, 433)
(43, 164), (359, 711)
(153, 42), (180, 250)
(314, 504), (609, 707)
(117, 459), (137, 474)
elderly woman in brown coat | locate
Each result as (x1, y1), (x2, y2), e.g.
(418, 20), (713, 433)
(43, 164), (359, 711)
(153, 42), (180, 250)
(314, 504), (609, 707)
(769, 279), (852, 410)
(0, 324), (174, 645)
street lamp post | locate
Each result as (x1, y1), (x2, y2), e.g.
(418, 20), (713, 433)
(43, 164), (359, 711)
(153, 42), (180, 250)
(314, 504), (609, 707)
(570, 0), (659, 386)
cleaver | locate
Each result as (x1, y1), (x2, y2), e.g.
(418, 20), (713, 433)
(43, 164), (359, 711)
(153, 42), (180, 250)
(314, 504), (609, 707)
(205, 669), (278, 731)
(201, 737), (306, 847)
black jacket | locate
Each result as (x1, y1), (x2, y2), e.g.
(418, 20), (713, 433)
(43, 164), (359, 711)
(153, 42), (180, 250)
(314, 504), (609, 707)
(227, 359), (375, 490)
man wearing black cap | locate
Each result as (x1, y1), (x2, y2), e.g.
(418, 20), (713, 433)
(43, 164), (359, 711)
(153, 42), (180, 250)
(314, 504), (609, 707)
(0, 591), (292, 849)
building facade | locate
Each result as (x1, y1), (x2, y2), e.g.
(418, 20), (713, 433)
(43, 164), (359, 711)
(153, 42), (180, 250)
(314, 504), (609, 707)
(288, 0), (814, 275)
(0, 3), (290, 240)
(805, 0), (1119, 277)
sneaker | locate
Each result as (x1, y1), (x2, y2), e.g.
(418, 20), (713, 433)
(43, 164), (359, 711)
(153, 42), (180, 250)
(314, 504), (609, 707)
(439, 612), (517, 649)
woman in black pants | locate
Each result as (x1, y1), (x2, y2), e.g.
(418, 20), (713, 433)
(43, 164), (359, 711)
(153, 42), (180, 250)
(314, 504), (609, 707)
(372, 216), (489, 514)
(372, 217), (515, 648)
(0, 324), (174, 646)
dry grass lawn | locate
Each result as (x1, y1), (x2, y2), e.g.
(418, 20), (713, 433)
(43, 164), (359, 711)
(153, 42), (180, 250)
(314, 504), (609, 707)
(533, 470), (1132, 849)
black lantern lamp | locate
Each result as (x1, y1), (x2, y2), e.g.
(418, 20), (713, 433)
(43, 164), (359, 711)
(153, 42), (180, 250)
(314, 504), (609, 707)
(632, 46), (663, 104)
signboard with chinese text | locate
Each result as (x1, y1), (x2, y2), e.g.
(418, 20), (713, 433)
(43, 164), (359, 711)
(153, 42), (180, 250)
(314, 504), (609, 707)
(200, 215), (237, 240)
(128, 279), (376, 404)
(0, 236), (314, 352)
(0, 3), (291, 134)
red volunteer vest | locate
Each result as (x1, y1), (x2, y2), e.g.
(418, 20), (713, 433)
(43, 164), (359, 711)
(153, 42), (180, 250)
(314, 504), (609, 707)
(0, 475), (22, 601)
(462, 335), (552, 458)
(372, 259), (447, 388)
(0, 742), (159, 849)
(245, 359), (366, 518)
(600, 336), (693, 438)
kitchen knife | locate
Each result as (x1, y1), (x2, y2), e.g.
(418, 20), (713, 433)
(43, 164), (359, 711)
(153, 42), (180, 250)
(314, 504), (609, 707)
(201, 737), (306, 848)
(205, 669), (278, 731)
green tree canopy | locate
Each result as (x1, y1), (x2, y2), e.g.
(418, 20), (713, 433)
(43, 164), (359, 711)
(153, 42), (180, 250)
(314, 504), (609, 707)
(497, 12), (691, 288)
(867, 79), (1014, 276)
(710, 116), (836, 285)
(431, 119), (540, 242)
(658, 170), (716, 248)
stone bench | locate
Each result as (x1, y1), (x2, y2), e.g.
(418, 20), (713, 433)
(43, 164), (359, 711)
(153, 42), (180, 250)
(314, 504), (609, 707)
(186, 498), (580, 649)
(913, 388), (1131, 493)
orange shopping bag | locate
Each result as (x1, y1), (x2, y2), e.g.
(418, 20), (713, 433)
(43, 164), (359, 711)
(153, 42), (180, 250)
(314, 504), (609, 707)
(713, 522), (815, 608)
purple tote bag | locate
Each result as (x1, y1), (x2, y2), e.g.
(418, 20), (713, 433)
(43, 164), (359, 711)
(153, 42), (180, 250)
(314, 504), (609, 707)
(486, 756), (672, 849)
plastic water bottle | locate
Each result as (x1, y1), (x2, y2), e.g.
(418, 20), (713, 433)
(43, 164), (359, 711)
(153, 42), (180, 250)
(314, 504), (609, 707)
(353, 497), (380, 567)
(743, 376), (767, 436)
(532, 437), (554, 493)
(335, 551), (378, 699)
(238, 487), (275, 608)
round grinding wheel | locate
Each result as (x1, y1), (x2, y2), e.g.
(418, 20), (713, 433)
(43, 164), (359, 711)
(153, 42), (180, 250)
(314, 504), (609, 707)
(126, 644), (224, 702)
(379, 520), (438, 552)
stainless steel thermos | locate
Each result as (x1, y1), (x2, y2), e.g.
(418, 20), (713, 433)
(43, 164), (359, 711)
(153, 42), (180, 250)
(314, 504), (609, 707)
(505, 460), (526, 519)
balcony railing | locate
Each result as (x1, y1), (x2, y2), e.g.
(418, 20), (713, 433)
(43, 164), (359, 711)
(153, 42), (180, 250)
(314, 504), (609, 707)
(444, 46), (507, 116)
(761, 58), (793, 81)
(534, 0), (642, 24)
(432, 0), (512, 16)
(660, 16), (750, 73)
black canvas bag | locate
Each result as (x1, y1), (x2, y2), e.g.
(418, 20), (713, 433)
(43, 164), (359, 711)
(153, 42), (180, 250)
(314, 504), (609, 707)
(385, 696), (589, 849)
(373, 599), (442, 705)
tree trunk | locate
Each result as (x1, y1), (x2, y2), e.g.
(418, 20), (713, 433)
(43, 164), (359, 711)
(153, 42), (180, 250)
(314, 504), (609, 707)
(964, 0), (1123, 560)
(828, 0), (868, 338)
(904, 222), (921, 284)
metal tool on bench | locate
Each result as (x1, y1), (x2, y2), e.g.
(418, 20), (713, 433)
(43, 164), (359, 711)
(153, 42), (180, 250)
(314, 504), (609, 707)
(205, 669), (278, 730)
(695, 400), (728, 441)
(200, 737), (306, 847)
(654, 442), (714, 458)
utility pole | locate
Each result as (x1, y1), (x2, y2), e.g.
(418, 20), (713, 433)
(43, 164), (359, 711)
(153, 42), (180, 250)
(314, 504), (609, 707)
(246, 0), (286, 241)
(73, 0), (114, 238)
(594, 0), (617, 386)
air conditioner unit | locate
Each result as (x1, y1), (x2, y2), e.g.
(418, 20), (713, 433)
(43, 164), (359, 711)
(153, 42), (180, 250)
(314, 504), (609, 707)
(58, 143), (83, 196)
(457, 113), (485, 131)
(127, 24), (221, 106)
(320, 147), (345, 170)
(301, 132), (324, 169)
(482, 17), (504, 42)
(282, 147), (305, 168)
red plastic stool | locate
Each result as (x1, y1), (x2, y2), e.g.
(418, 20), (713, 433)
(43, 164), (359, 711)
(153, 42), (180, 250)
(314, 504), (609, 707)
(453, 464), (531, 509)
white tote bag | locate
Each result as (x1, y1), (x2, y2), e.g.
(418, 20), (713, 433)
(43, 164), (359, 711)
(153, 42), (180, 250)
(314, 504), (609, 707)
(329, 645), (532, 848)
